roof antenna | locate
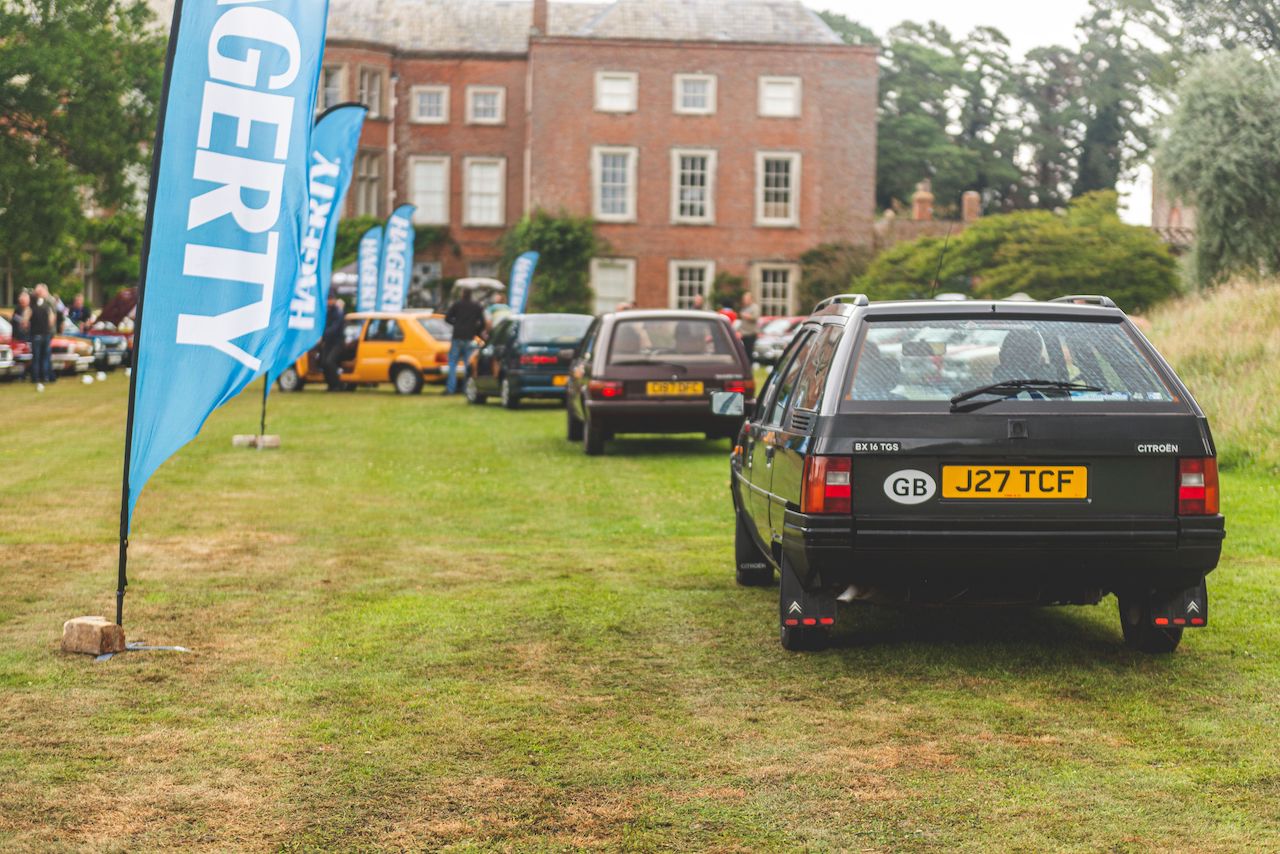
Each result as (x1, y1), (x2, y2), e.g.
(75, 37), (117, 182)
(929, 223), (954, 299)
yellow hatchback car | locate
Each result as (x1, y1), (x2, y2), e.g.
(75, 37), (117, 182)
(277, 311), (459, 394)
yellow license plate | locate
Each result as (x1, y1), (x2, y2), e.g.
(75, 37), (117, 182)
(646, 381), (704, 396)
(552, 375), (568, 386)
(942, 466), (1088, 500)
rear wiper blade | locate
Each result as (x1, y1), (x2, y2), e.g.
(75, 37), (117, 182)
(949, 379), (1102, 413)
(612, 359), (688, 374)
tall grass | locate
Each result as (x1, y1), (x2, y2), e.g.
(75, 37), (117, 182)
(1145, 280), (1280, 471)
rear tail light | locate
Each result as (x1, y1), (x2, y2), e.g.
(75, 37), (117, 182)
(802, 456), (852, 515)
(724, 379), (755, 396)
(1178, 457), (1219, 515)
(520, 354), (558, 366)
(435, 352), (449, 364)
(587, 379), (623, 399)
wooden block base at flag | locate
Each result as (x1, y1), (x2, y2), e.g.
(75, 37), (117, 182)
(232, 435), (282, 449)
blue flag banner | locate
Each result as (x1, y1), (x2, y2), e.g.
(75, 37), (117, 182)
(378, 204), (416, 312)
(356, 225), (382, 312)
(268, 104), (366, 383)
(126, 0), (330, 526)
(508, 251), (540, 314)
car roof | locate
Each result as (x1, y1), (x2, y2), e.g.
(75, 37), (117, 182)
(604, 309), (732, 322)
(815, 299), (1129, 322)
(348, 310), (442, 319)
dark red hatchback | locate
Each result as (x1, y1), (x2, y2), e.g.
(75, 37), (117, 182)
(565, 310), (755, 455)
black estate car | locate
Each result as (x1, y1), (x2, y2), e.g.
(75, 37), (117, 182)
(465, 313), (593, 408)
(566, 310), (755, 455)
(729, 294), (1225, 653)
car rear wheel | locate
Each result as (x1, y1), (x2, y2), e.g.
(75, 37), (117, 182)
(735, 511), (773, 586)
(583, 418), (605, 456)
(501, 377), (520, 409)
(465, 375), (487, 404)
(393, 366), (423, 395)
(277, 367), (304, 393)
(567, 405), (584, 441)
(1118, 592), (1184, 654)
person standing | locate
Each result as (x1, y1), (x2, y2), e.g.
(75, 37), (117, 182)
(443, 288), (485, 395)
(738, 291), (760, 364)
(67, 294), (90, 331)
(321, 293), (346, 391)
(29, 284), (57, 387)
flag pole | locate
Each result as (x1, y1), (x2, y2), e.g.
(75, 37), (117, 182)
(115, 0), (186, 627)
(260, 377), (269, 440)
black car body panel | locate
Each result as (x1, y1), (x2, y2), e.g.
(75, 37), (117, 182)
(732, 298), (1225, 617)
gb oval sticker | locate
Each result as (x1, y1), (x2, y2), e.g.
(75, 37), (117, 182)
(884, 469), (937, 505)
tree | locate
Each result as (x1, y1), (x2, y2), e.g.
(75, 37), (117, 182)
(0, 0), (164, 286)
(1156, 0), (1280, 53)
(858, 192), (1180, 312)
(1071, 0), (1170, 197)
(1157, 50), (1280, 285)
(798, 242), (875, 309)
(816, 10), (879, 46)
(1018, 46), (1086, 209)
(499, 210), (603, 314)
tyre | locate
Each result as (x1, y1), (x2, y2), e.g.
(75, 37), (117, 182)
(583, 417), (605, 456)
(567, 405), (584, 441)
(465, 375), (487, 405)
(735, 511), (773, 587)
(277, 367), (304, 393)
(1117, 592), (1184, 654)
(501, 377), (520, 409)
(393, 366), (423, 395)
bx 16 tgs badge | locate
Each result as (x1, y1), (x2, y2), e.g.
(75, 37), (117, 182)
(729, 293), (1224, 653)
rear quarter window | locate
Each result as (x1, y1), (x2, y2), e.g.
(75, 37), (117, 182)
(841, 317), (1178, 410)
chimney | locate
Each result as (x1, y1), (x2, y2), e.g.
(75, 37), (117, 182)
(911, 179), (934, 222)
(532, 0), (548, 35)
(961, 190), (981, 223)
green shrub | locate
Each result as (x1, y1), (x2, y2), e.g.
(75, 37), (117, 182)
(859, 192), (1181, 312)
(499, 210), (603, 314)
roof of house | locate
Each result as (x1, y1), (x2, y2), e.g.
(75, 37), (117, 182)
(147, 0), (842, 52)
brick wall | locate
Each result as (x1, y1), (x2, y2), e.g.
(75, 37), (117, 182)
(528, 37), (877, 309)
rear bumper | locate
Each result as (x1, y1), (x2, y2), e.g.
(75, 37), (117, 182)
(513, 371), (570, 397)
(588, 399), (748, 434)
(784, 511), (1225, 597)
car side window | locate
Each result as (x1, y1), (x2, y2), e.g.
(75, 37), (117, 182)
(763, 331), (816, 427)
(578, 319), (601, 362)
(789, 325), (843, 416)
(365, 319), (404, 343)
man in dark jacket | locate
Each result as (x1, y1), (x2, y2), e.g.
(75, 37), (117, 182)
(29, 284), (57, 385)
(443, 289), (485, 395)
(321, 293), (346, 391)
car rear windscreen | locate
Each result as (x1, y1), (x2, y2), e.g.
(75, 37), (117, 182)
(608, 318), (738, 365)
(844, 318), (1176, 406)
(521, 315), (592, 344)
(418, 318), (453, 341)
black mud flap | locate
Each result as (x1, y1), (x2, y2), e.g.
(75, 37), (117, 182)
(780, 560), (837, 628)
(1148, 579), (1209, 628)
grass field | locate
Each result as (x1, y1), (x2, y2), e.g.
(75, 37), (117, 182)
(1, 375), (1278, 851)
